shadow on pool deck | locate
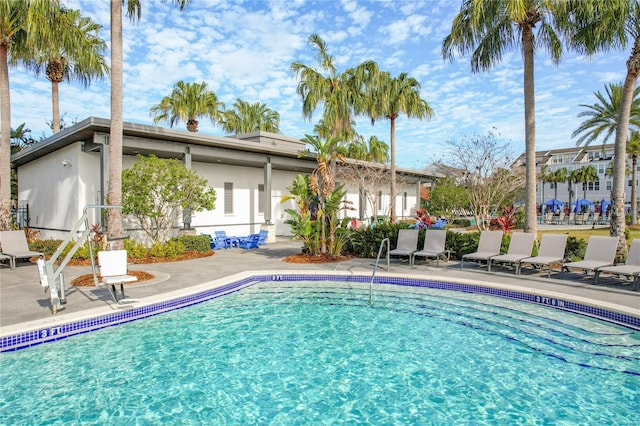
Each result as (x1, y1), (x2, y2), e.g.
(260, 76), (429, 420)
(1, 237), (639, 330)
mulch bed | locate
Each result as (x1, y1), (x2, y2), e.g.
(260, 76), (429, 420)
(283, 253), (352, 263)
(69, 250), (214, 287)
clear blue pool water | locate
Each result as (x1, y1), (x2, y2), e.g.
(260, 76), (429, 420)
(1, 281), (639, 424)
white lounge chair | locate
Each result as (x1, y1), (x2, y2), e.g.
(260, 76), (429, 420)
(461, 230), (503, 269)
(0, 230), (44, 269)
(518, 234), (568, 277)
(389, 229), (419, 263)
(97, 250), (138, 303)
(595, 239), (640, 290)
(0, 253), (13, 269)
(411, 229), (449, 266)
(563, 236), (618, 282)
(488, 232), (535, 272)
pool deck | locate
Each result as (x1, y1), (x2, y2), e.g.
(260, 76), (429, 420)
(1, 234), (639, 337)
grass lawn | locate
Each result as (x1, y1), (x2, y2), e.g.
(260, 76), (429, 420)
(538, 224), (640, 242)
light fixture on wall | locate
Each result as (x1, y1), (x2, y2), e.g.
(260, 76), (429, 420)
(62, 159), (72, 167)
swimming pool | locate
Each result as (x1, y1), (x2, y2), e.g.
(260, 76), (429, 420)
(1, 275), (639, 424)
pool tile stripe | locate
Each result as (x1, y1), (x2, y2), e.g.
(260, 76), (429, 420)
(1, 274), (638, 352)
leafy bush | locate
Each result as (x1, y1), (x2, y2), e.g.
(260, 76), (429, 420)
(124, 239), (149, 259)
(29, 239), (63, 256)
(451, 218), (471, 227)
(148, 240), (185, 258)
(172, 235), (211, 253)
(565, 236), (587, 261)
(445, 231), (480, 260)
(343, 222), (415, 258)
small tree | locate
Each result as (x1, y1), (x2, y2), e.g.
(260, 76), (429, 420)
(445, 131), (524, 230)
(428, 176), (470, 223)
(122, 155), (216, 243)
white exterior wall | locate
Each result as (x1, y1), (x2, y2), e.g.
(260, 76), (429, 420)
(17, 143), (102, 240)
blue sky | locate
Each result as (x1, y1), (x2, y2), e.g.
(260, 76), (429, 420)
(9, 0), (629, 169)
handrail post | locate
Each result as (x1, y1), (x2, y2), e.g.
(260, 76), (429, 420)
(369, 238), (390, 305)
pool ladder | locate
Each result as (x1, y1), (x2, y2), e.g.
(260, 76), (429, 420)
(369, 238), (390, 305)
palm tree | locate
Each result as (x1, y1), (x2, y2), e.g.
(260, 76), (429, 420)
(22, 8), (108, 134)
(442, 0), (566, 235)
(549, 167), (568, 200)
(108, 0), (190, 244)
(363, 70), (433, 222)
(291, 34), (369, 142)
(538, 164), (550, 204)
(574, 165), (599, 201)
(628, 131), (640, 224)
(567, 168), (581, 213)
(221, 99), (280, 134)
(150, 81), (224, 132)
(563, 0), (640, 253)
(0, 0), (59, 228)
(572, 83), (640, 146)
(366, 135), (389, 163)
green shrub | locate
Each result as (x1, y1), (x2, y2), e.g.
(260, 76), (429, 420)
(343, 222), (415, 258)
(124, 239), (149, 259)
(171, 235), (211, 252)
(29, 239), (63, 256)
(566, 236), (588, 261)
(451, 218), (471, 227)
(148, 240), (185, 258)
(446, 231), (480, 260)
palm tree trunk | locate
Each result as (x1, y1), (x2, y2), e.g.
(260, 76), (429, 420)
(611, 39), (640, 255)
(108, 0), (124, 245)
(51, 80), (60, 134)
(522, 27), (537, 235)
(632, 154), (638, 225)
(0, 44), (12, 228)
(389, 117), (396, 222)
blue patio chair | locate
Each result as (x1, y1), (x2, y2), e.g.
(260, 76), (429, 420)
(258, 230), (268, 245)
(238, 234), (260, 249)
(206, 234), (227, 250)
(214, 231), (235, 248)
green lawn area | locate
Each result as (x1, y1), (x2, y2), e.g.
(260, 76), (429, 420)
(538, 226), (640, 242)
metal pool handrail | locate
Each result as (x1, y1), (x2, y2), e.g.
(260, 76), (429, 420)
(369, 238), (390, 305)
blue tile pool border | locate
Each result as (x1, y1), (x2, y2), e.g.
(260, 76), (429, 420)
(2, 273), (638, 352)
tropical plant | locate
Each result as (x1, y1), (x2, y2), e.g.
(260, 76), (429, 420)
(122, 154), (216, 243)
(562, 0), (640, 253)
(538, 164), (550, 204)
(150, 80), (224, 132)
(221, 98), (279, 134)
(362, 68), (434, 222)
(291, 34), (370, 143)
(572, 83), (640, 146)
(573, 165), (599, 201)
(548, 167), (568, 200)
(108, 0), (191, 248)
(0, 0), (60, 229)
(443, 0), (568, 235)
(281, 174), (320, 254)
(19, 7), (108, 134)
(628, 131), (640, 224)
(341, 135), (390, 163)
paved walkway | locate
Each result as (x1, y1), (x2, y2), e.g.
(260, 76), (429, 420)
(1, 237), (639, 335)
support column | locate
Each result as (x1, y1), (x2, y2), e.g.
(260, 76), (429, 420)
(261, 157), (275, 242)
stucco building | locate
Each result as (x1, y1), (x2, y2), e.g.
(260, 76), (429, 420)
(11, 117), (435, 241)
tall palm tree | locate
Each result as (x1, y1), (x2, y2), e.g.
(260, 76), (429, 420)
(549, 167), (568, 200)
(108, 0), (190, 244)
(150, 81), (224, 132)
(22, 8), (108, 134)
(221, 99), (280, 134)
(573, 82), (640, 226)
(574, 165), (599, 201)
(563, 0), (640, 253)
(291, 34), (369, 143)
(363, 70), (433, 222)
(366, 135), (390, 163)
(0, 0), (59, 228)
(572, 83), (640, 146)
(567, 168), (581, 213)
(538, 164), (550, 204)
(443, 0), (566, 235)
(628, 131), (640, 224)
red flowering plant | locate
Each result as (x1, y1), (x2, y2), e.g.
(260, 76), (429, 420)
(414, 208), (432, 229)
(492, 205), (516, 233)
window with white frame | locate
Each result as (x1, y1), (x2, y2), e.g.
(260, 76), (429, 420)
(224, 182), (233, 214)
(606, 180), (612, 190)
